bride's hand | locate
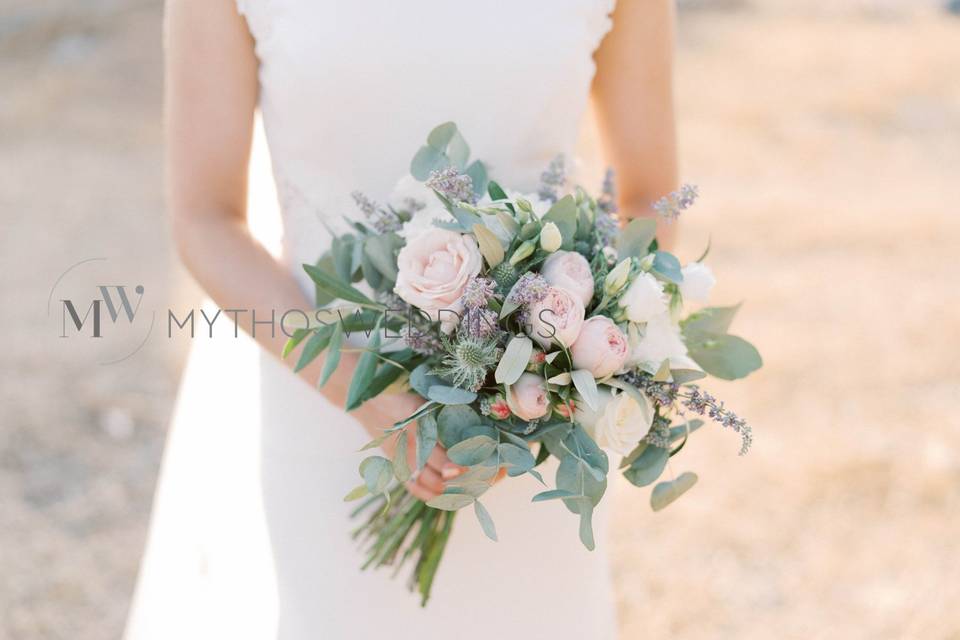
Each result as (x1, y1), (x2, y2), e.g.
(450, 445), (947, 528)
(352, 392), (465, 502)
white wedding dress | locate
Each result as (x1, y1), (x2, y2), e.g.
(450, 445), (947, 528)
(127, 1), (619, 638)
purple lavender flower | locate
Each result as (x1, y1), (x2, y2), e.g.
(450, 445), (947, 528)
(459, 308), (501, 340)
(652, 183), (699, 222)
(598, 168), (618, 214)
(538, 155), (566, 204)
(506, 273), (549, 307)
(352, 191), (401, 232)
(426, 167), (475, 204)
(459, 277), (497, 311)
(681, 385), (753, 455)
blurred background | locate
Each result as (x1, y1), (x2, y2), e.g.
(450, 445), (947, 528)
(1, 0), (958, 638)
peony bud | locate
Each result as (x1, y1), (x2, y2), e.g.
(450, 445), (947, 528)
(604, 258), (632, 295)
(539, 222), (563, 253)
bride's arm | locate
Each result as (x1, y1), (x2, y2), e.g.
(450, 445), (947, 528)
(592, 0), (679, 247)
(165, 0), (454, 499)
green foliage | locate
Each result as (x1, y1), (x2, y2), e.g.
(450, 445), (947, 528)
(686, 333), (763, 380)
(473, 501), (498, 542)
(651, 251), (684, 284)
(541, 195), (578, 249)
(303, 262), (377, 307)
(617, 218), (657, 260)
(650, 472), (698, 511)
(495, 335), (533, 384)
(344, 317), (382, 411)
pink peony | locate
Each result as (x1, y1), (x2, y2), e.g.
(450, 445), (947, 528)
(540, 251), (595, 306)
(527, 286), (585, 348)
(394, 229), (482, 323)
(570, 316), (629, 378)
(508, 373), (550, 421)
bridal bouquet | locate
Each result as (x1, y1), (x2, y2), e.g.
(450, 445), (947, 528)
(284, 123), (761, 605)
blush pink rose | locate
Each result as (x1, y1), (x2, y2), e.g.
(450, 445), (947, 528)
(508, 373), (549, 421)
(540, 250), (595, 306)
(571, 316), (629, 378)
(527, 286), (585, 348)
(394, 229), (482, 322)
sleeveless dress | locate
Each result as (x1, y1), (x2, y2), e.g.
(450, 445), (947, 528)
(126, 2), (619, 638)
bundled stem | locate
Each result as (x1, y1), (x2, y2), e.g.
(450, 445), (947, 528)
(351, 485), (457, 606)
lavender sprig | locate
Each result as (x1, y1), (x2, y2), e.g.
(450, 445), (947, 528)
(352, 191), (402, 232)
(652, 184), (699, 222)
(426, 167), (475, 204)
(537, 155), (565, 204)
(681, 385), (752, 455)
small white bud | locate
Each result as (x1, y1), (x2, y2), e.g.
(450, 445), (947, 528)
(539, 222), (563, 253)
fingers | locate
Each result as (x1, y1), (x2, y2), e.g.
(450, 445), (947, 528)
(426, 446), (465, 480)
(406, 466), (445, 501)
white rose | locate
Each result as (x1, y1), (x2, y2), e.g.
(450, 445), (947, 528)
(394, 229), (482, 325)
(619, 272), (668, 323)
(627, 312), (701, 373)
(679, 262), (716, 303)
(575, 388), (653, 456)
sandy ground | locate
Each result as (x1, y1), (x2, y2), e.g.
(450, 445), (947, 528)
(1, 1), (958, 639)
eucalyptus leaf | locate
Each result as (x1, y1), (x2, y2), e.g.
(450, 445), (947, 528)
(542, 195), (578, 249)
(465, 160), (488, 196)
(473, 501), (498, 542)
(650, 472), (698, 511)
(618, 218), (657, 260)
(364, 233), (401, 281)
(426, 492), (475, 511)
(578, 501), (596, 550)
(393, 432), (411, 482)
(669, 419), (705, 444)
(498, 442), (536, 476)
(571, 369), (600, 411)
(447, 435), (498, 466)
(409, 363), (443, 397)
(427, 385), (478, 405)
(436, 405), (487, 448)
(359, 456), (393, 494)
(416, 412), (438, 471)
(686, 333), (763, 380)
(531, 489), (578, 502)
(359, 432), (391, 452)
(426, 122), (458, 150)
(651, 251), (684, 284)
(623, 444), (669, 487)
(682, 304), (742, 338)
(447, 131), (470, 168)
(410, 145), (448, 180)
(343, 484), (369, 502)
(495, 335), (533, 384)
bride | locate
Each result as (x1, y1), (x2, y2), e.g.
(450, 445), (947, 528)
(126, 0), (678, 637)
